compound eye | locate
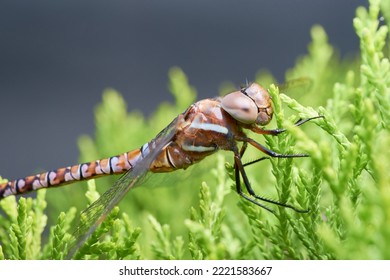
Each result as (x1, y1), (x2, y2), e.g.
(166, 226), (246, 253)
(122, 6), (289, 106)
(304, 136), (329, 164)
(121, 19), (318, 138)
(221, 91), (257, 124)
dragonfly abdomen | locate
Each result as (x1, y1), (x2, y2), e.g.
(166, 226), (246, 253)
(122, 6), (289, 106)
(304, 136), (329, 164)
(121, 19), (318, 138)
(0, 148), (144, 199)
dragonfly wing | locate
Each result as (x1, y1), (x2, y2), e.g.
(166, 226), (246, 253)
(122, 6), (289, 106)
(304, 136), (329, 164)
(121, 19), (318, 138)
(68, 116), (179, 258)
(278, 77), (313, 93)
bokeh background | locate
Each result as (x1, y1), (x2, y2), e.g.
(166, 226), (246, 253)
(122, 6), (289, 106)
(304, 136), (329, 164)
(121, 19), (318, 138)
(0, 0), (366, 180)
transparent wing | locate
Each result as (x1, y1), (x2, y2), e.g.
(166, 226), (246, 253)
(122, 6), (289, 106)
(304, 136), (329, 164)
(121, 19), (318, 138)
(278, 77), (313, 92)
(67, 116), (179, 258)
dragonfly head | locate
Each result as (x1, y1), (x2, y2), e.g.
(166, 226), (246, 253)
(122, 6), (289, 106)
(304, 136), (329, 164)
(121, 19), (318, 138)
(221, 83), (273, 126)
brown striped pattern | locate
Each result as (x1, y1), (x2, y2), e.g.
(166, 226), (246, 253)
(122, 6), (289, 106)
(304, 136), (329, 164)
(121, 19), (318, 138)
(0, 149), (143, 199)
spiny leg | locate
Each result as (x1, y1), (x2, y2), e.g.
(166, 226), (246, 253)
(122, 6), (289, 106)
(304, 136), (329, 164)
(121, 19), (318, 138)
(233, 150), (308, 213)
(243, 157), (269, 167)
(236, 135), (309, 158)
(239, 141), (248, 158)
(239, 139), (270, 167)
(251, 115), (324, 136)
(294, 115), (324, 127)
(232, 117), (322, 212)
(234, 152), (275, 213)
(239, 116), (323, 163)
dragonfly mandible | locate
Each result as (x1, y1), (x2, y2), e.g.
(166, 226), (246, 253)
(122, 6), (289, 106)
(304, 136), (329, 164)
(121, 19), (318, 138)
(0, 82), (322, 254)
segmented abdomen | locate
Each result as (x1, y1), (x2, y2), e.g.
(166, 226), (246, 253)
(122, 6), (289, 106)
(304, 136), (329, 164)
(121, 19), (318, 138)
(0, 148), (145, 199)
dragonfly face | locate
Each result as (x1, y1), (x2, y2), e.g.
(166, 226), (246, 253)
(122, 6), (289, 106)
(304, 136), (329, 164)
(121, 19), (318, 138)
(221, 83), (273, 126)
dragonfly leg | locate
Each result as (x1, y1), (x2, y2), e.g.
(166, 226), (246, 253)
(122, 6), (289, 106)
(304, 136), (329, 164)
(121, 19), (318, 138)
(251, 115), (324, 135)
(236, 135), (309, 158)
(242, 156), (270, 167)
(293, 115), (324, 126)
(239, 139), (271, 167)
(239, 141), (248, 158)
(233, 152), (275, 213)
(233, 150), (309, 213)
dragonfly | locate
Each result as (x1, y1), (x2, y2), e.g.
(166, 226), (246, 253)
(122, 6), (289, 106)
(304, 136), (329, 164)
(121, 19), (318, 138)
(0, 82), (322, 255)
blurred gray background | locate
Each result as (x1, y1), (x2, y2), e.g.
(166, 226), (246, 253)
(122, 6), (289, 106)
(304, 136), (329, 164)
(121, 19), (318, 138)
(0, 0), (366, 180)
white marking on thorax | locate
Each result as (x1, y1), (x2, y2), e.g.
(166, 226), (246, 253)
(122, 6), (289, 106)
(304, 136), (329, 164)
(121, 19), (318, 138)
(182, 143), (215, 152)
(189, 116), (228, 134)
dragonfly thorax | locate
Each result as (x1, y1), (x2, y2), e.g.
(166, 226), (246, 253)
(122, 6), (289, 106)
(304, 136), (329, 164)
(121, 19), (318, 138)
(221, 83), (273, 126)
